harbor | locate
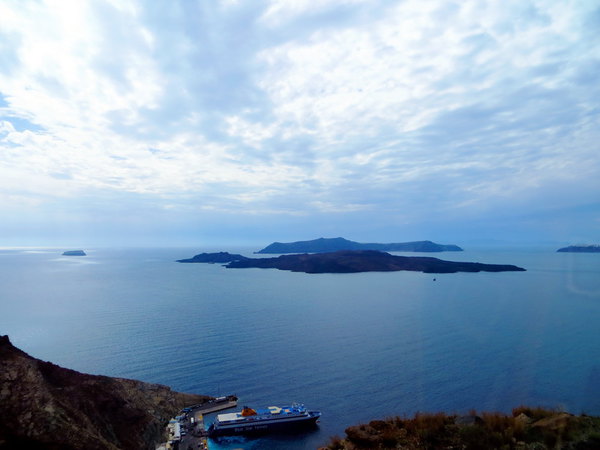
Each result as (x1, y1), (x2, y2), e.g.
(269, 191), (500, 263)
(158, 396), (323, 449)
(158, 396), (238, 449)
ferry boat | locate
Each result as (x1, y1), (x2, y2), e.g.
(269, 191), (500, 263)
(207, 403), (321, 436)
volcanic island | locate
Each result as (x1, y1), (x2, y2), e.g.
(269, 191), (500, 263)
(177, 250), (525, 274)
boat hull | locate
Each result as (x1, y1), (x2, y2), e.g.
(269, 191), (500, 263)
(208, 411), (320, 437)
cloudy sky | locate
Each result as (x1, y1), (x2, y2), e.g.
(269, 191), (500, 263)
(1, 0), (599, 247)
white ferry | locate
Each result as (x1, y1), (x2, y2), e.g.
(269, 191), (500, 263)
(207, 403), (321, 436)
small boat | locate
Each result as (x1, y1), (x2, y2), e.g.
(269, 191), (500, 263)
(207, 403), (321, 436)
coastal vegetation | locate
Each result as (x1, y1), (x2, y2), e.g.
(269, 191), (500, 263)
(322, 407), (600, 449)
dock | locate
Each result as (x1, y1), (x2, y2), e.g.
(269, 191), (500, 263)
(186, 395), (238, 415)
(159, 395), (237, 449)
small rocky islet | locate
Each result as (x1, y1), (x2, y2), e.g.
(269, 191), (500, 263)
(62, 250), (86, 256)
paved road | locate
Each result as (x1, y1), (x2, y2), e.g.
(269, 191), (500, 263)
(176, 408), (209, 450)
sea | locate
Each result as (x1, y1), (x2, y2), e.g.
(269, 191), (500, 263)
(0, 246), (599, 449)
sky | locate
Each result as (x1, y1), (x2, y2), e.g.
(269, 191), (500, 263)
(1, 0), (599, 248)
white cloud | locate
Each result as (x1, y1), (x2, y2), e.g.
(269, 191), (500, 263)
(260, 0), (368, 27)
(0, 0), (598, 243)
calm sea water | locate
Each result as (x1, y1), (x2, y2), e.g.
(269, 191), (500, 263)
(1, 247), (599, 449)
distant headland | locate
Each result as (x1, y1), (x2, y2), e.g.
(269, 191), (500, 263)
(255, 237), (463, 254)
(557, 245), (600, 253)
(225, 250), (525, 274)
(176, 251), (249, 263)
(62, 250), (86, 256)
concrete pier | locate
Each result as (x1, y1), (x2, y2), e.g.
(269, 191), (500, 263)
(159, 396), (237, 449)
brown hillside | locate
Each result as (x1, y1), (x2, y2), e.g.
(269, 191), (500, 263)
(0, 335), (210, 449)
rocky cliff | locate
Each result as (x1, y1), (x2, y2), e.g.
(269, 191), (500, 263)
(0, 336), (210, 449)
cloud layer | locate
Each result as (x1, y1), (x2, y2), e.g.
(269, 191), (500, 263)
(1, 0), (599, 245)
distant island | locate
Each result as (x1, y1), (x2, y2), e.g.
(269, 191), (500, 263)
(255, 237), (463, 254)
(557, 245), (600, 253)
(320, 407), (600, 449)
(226, 250), (525, 274)
(176, 251), (249, 263)
(62, 250), (86, 256)
(0, 335), (210, 449)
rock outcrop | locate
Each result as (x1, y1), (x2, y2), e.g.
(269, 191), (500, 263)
(0, 335), (210, 450)
(226, 250), (525, 274)
(256, 237), (463, 254)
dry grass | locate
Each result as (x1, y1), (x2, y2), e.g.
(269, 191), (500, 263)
(322, 407), (600, 450)
(512, 405), (557, 421)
